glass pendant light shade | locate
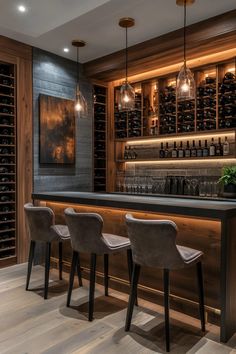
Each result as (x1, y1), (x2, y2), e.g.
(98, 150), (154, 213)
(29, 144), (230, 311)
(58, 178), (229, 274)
(176, 0), (196, 101)
(75, 84), (87, 114)
(177, 64), (195, 101)
(119, 81), (135, 111)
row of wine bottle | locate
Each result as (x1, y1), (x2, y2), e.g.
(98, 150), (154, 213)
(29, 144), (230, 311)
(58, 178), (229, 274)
(159, 137), (229, 158)
(123, 136), (230, 160)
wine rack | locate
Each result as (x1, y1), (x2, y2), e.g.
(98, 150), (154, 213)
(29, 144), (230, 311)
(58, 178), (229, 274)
(218, 71), (236, 129)
(114, 87), (142, 139)
(159, 82), (176, 135)
(93, 85), (107, 192)
(196, 74), (217, 131)
(0, 62), (16, 265)
(114, 58), (236, 141)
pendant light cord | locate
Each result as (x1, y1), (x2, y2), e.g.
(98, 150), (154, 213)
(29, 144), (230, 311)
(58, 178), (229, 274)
(184, 0), (186, 66)
(76, 47), (80, 92)
(125, 26), (128, 85)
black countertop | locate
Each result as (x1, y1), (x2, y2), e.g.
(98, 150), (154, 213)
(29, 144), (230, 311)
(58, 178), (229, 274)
(32, 191), (236, 220)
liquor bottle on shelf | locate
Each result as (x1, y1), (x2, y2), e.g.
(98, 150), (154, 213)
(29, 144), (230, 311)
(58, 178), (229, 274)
(191, 140), (197, 157)
(223, 136), (230, 156)
(216, 137), (222, 156)
(178, 141), (184, 158)
(159, 142), (165, 158)
(209, 138), (216, 156)
(197, 140), (203, 157)
(185, 141), (191, 158)
(172, 142), (177, 158)
(165, 142), (169, 158)
(203, 140), (209, 157)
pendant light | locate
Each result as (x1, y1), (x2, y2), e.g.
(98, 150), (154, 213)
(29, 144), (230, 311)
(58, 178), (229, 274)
(118, 17), (135, 111)
(176, 0), (195, 101)
(72, 39), (88, 115)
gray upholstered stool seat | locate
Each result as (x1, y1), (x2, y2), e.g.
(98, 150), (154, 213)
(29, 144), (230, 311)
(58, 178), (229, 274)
(125, 214), (205, 352)
(102, 233), (131, 251)
(65, 208), (134, 321)
(50, 224), (70, 240)
(24, 203), (82, 299)
(177, 245), (202, 265)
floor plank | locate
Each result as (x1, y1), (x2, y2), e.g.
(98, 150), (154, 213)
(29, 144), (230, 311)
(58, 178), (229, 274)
(0, 263), (236, 354)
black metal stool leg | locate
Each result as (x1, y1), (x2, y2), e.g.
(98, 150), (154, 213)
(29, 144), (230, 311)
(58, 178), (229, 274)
(164, 268), (170, 352)
(44, 242), (51, 300)
(104, 254), (109, 296)
(59, 242), (63, 280)
(67, 251), (78, 307)
(88, 253), (97, 321)
(26, 240), (35, 290)
(196, 261), (205, 332)
(77, 252), (83, 287)
(125, 263), (140, 331)
(127, 249), (138, 306)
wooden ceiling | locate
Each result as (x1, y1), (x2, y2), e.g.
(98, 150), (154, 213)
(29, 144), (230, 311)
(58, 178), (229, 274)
(84, 10), (236, 82)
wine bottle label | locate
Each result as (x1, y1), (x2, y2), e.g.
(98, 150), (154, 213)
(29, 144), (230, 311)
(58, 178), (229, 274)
(209, 146), (215, 156)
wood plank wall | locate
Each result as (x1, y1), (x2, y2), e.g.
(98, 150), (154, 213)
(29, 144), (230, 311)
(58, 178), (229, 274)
(0, 35), (33, 263)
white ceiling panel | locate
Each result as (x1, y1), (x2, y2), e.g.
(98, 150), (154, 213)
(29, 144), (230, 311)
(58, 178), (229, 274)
(0, 0), (235, 62)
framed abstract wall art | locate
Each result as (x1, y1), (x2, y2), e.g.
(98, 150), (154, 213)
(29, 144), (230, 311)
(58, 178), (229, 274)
(39, 94), (75, 164)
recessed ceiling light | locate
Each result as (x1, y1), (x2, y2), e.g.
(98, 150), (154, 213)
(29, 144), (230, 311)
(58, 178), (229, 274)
(63, 48), (69, 53)
(18, 5), (27, 13)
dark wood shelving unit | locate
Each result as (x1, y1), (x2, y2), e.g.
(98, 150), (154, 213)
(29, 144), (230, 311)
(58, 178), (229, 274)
(93, 85), (107, 192)
(0, 61), (16, 266)
(114, 58), (236, 141)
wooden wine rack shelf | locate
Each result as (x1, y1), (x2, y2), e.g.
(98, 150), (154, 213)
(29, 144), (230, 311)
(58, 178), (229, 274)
(0, 61), (16, 265)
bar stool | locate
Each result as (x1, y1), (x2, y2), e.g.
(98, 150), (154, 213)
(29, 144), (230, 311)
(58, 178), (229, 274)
(24, 203), (82, 299)
(125, 214), (205, 352)
(64, 208), (133, 321)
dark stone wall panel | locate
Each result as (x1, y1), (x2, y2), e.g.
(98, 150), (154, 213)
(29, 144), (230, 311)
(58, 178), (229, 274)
(33, 47), (93, 192)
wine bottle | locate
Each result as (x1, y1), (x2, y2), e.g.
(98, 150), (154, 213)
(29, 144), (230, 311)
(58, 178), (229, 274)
(197, 140), (203, 157)
(216, 138), (222, 156)
(165, 142), (169, 158)
(178, 141), (184, 158)
(209, 138), (216, 156)
(223, 136), (230, 156)
(191, 140), (197, 157)
(203, 140), (209, 157)
(159, 142), (165, 158)
(172, 142), (178, 158)
(185, 141), (191, 158)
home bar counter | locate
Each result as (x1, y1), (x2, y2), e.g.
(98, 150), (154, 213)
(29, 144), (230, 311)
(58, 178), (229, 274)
(32, 191), (236, 342)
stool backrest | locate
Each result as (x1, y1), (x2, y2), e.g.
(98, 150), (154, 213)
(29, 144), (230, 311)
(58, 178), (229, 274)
(125, 214), (183, 269)
(24, 203), (55, 242)
(65, 208), (106, 254)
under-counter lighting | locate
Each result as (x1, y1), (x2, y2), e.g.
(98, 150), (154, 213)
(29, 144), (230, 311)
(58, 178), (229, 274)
(17, 4), (27, 12)
(126, 132), (235, 145)
(125, 158), (236, 165)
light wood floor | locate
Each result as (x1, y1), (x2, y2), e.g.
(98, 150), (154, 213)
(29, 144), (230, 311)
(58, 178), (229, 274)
(0, 264), (236, 354)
